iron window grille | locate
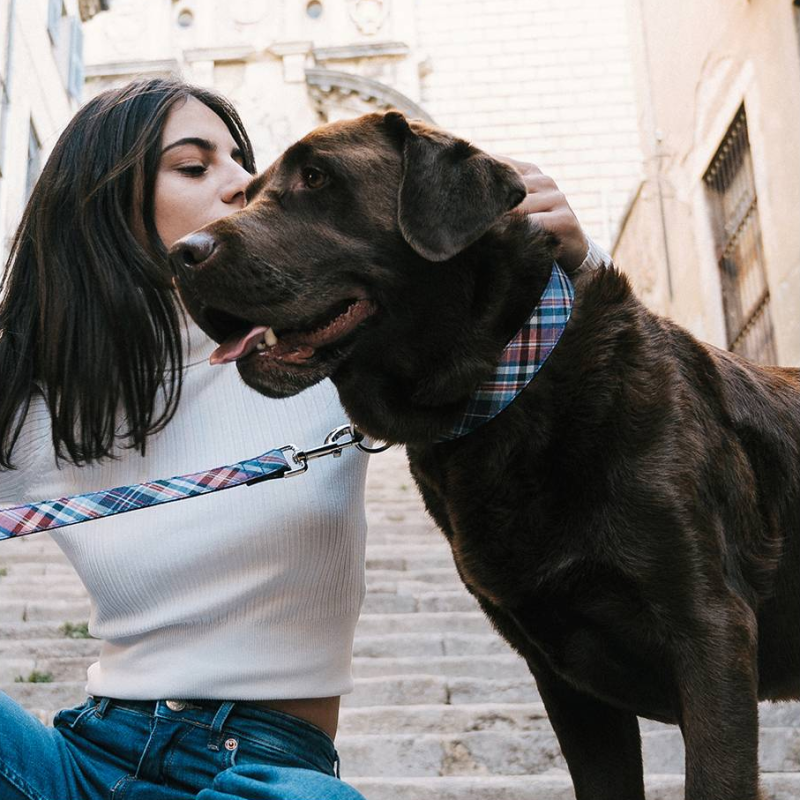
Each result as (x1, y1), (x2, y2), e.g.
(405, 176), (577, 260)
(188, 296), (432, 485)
(703, 105), (777, 364)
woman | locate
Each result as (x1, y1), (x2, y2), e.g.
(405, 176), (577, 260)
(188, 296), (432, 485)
(0, 78), (607, 800)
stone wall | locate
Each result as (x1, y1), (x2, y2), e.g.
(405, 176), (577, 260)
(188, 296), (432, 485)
(614, 0), (800, 365)
(415, 0), (643, 248)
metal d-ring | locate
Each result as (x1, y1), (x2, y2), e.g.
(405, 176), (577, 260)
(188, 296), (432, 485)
(351, 427), (392, 454)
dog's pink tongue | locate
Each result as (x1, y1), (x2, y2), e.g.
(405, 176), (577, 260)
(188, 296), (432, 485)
(209, 326), (268, 365)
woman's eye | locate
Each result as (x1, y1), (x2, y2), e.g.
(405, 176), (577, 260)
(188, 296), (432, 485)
(302, 167), (327, 189)
(177, 165), (207, 177)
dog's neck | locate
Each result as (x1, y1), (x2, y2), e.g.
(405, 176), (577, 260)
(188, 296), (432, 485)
(334, 216), (565, 445)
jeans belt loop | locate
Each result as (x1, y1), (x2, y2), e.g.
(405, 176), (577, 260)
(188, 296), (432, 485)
(207, 701), (237, 751)
(94, 697), (112, 719)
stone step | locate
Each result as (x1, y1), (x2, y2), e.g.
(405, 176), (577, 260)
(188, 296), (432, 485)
(354, 633), (512, 659)
(352, 655), (538, 681)
(0, 599), (91, 623)
(0, 621), (94, 639)
(344, 676), (541, 707)
(363, 534), (443, 547)
(347, 773), (800, 800)
(0, 562), (79, 576)
(337, 727), (800, 777)
(1, 681), (87, 716)
(356, 612), (491, 636)
(365, 509), (432, 527)
(0, 548), (71, 565)
(364, 545), (455, 572)
(362, 591), (478, 614)
(0, 583), (90, 599)
(366, 568), (462, 584)
(338, 702), (800, 734)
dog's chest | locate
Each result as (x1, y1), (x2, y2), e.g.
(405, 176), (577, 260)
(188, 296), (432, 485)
(407, 444), (563, 607)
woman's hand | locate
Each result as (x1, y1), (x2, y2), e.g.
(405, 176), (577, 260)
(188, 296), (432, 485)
(497, 155), (589, 273)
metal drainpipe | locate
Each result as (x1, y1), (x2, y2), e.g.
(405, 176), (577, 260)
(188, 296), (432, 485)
(637, 0), (674, 302)
(0, 0), (17, 181)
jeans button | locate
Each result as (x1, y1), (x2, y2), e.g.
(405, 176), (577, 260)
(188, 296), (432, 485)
(166, 700), (187, 712)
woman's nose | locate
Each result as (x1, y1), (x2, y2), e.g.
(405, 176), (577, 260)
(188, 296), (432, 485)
(170, 231), (217, 271)
(224, 163), (254, 206)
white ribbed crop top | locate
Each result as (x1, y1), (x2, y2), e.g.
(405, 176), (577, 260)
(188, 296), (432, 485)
(0, 320), (369, 701)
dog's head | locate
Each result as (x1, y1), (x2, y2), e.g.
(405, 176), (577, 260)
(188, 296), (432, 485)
(170, 111), (527, 400)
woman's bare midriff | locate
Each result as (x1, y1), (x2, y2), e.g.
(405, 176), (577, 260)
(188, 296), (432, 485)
(249, 696), (340, 740)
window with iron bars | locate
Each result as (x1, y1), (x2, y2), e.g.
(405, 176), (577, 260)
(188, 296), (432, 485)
(703, 105), (777, 364)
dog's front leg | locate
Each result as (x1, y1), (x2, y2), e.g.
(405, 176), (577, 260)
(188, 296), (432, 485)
(528, 653), (646, 800)
(676, 599), (762, 800)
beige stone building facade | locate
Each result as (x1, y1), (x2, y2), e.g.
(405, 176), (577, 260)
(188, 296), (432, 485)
(0, 0), (106, 256)
(614, 0), (800, 367)
(83, 0), (644, 252)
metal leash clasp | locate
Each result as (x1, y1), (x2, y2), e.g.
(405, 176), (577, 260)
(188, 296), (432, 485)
(278, 424), (390, 478)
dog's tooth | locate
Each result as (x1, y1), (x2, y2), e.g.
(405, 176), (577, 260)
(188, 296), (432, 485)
(265, 327), (279, 347)
(256, 341), (266, 351)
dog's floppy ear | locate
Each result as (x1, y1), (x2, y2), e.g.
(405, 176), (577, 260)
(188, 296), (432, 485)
(383, 111), (526, 262)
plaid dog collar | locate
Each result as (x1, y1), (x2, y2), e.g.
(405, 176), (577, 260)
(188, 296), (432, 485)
(436, 262), (574, 442)
(0, 450), (290, 540)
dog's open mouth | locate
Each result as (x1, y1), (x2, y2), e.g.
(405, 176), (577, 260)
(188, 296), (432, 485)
(203, 297), (377, 367)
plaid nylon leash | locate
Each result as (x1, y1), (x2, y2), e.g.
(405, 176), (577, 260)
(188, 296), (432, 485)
(436, 262), (574, 442)
(0, 449), (291, 541)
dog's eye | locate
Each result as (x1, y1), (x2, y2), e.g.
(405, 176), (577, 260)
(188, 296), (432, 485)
(302, 167), (328, 190)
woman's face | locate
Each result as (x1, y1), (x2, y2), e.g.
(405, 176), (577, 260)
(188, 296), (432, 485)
(154, 96), (252, 249)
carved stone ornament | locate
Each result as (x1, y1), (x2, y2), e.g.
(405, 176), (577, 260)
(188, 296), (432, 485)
(305, 68), (434, 125)
(346, 0), (390, 36)
(102, 0), (148, 55)
(230, 0), (270, 25)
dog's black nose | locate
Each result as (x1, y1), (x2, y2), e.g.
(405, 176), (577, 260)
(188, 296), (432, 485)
(171, 231), (217, 270)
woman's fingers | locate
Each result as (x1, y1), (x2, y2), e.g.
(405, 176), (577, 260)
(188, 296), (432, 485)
(494, 154), (590, 272)
(515, 187), (566, 216)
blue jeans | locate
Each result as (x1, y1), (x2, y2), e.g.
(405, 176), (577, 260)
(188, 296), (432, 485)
(0, 692), (367, 800)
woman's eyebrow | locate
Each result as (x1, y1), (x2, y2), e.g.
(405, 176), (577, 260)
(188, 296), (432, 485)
(161, 137), (217, 156)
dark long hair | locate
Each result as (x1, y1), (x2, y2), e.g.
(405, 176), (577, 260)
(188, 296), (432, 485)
(0, 78), (256, 468)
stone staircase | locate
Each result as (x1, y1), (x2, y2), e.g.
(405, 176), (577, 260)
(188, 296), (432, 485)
(1, 446), (798, 799)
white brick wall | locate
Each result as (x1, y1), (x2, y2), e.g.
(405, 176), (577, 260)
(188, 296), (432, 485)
(416, 0), (644, 248)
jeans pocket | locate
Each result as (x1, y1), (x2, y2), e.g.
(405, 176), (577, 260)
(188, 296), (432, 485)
(228, 736), (323, 774)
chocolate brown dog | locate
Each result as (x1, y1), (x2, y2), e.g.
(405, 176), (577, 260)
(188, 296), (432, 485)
(171, 111), (800, 800)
